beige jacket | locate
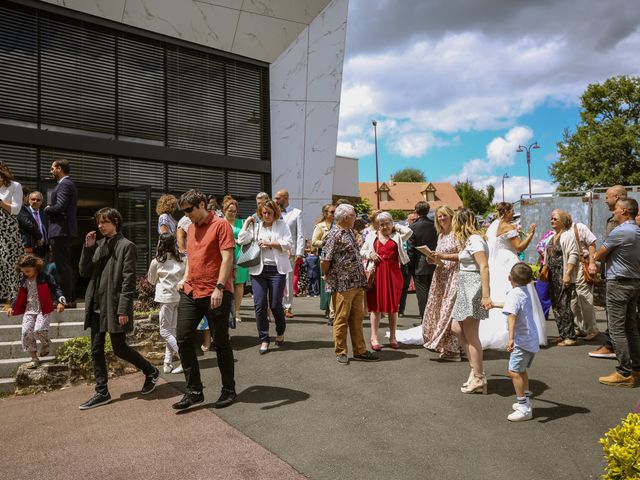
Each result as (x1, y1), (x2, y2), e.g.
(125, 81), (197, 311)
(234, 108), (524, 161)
(544, 230), (580, 283)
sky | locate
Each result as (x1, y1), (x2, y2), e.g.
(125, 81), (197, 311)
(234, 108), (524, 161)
(336, 0), (640, 202)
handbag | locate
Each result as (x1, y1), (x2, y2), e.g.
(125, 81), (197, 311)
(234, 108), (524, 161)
(539, 263), (549, 283)
(237, 223), (261, 268)
(573, 224), (595, 285)
(365, 237), (378, 290)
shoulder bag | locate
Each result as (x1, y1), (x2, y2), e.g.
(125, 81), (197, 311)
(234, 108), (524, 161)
(365, 236), (378, 290)
(237, 223), (261, 268)
(573, 224), (595, 285)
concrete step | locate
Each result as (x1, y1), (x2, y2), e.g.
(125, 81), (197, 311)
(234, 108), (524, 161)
(0, 308), (85, 325)
(0, 337), (74, 359)
(0, 377), (15, 394)
(0, 322), (87, 342)
(0, 356), (56, 377)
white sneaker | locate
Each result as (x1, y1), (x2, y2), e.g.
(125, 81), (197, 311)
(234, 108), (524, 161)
(512, 399), (532, 410)
(163, 363), (173, 374)
(171, 365), (184, 374)
(508, 405), (533, 422)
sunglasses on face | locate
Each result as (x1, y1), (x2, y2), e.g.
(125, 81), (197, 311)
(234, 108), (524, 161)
(182, 206), (195, 214)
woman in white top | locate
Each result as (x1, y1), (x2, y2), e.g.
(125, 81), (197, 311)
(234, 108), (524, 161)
(147, 233), (186, 374)
(238, 199), (293, 354)
(0, 161), (24, 301)
(360, 212), (413, 350)
(482, 202), (546, 349)
(432, 209), (492, 395)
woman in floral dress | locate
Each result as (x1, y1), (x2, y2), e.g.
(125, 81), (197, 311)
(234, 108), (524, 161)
(422, 206), (461, 360)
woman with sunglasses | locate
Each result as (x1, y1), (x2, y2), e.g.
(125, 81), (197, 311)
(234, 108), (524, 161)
(312, 204), (336, 321)
(238, 199), (293, 354)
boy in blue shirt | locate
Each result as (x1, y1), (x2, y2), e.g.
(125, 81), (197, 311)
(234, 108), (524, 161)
(493, 263), (540, 422)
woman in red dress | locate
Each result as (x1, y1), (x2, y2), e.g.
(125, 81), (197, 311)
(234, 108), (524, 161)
(361, 212), (413, 350)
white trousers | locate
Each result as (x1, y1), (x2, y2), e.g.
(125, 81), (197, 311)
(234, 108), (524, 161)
(159, 302), (179, 364)
(571, 266), (597, 334)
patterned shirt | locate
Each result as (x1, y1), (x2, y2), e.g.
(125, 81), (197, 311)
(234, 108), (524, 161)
(321, 227), (366, 292)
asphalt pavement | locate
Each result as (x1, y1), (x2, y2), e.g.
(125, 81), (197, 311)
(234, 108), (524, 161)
(1, 294), (638, 480)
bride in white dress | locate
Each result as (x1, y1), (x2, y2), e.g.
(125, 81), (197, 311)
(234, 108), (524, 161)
(480, 203), (547, 349)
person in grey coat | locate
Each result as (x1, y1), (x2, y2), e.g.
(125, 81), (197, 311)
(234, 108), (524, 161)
(77, 207), (158, 410)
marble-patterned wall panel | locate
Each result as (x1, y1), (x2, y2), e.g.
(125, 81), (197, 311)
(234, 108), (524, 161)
(242, 0), (331, 25)
(302, 101), (340, 199)
(297, 197), (332, 238)
(39, 0), (127, 21)
(196, 0), (243, 9)
(270, 100), (306, 199)
(123, 0), (238, 52)
(307, 0), (348, 102)
(270, 27), (309, 102)
(232, 11), (306, 63)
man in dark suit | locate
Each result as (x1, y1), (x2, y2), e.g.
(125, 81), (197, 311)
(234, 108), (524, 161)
(44, 158), (78, 306)
(406, 201), (438, 318)
(27, 189), (48, 258)
(17, 186), (43, 255)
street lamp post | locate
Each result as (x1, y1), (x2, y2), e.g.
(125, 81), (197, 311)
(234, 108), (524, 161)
(372, 120), (380, 209)
(501, 172), (510, 202)
(516, 141), (540, 198)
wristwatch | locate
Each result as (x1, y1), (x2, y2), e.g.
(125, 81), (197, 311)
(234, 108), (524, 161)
(215, 283), (225, 291)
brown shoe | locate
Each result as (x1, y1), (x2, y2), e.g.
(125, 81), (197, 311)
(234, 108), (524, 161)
(557, 339), (578, 346)
(575, 329), (586, 338)
(284, 309), (294, 318)
(583, 331), (601, 341)
(599, 371), (635, 387)
(588, 346), (616, 358)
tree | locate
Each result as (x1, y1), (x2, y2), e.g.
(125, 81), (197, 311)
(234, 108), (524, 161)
(388, 209), (407, 221)
(549, 75), (640, 191)
(391, 168), (426, 182)
(454, 180), (495, 216)
(354, 197), (372, 216)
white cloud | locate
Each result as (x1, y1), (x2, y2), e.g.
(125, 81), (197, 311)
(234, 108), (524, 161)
(486, 126), (534, 167)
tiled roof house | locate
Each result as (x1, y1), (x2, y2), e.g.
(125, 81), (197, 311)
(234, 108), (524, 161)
(359, 179), (463, 213)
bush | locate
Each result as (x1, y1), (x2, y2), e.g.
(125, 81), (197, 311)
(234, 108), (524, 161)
(55, 336), (112, 380)
(529, 263), (541, 280)
(388, 209), (408, 221)
(134, 276), (158, 312)
(600, 413), (640, 479)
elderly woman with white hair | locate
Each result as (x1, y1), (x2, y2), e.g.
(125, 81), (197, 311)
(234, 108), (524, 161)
(361, 211), (413, 350)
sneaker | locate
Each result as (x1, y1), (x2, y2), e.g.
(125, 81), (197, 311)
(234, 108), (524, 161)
(141, 368), (159, 395)
(507, 405), (533, 422)
(171, 365), (184, 374)
(353, 351), (380, 362)
(512, 400), (533, 411)
(589, 346), (616, 358)
(172, 390), (204, 410)
(213, 388), (237, 409)
(79, 392), (112, 410)
(599, 371), (635, 388)
(336, 354), (349, 365)
(163, 363), (173, 374)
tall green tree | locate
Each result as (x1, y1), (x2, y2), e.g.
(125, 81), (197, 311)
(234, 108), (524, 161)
(354, 197), (372, 215)
(550, 75), (640, 190)
(454, 180), (495, 216)
(391, 168), (426, 182)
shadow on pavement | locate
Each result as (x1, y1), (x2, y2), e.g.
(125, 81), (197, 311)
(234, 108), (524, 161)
(374, 350), (419, 362)
(487, 376), (550, 397)
(236, 385), (311, 410)
(230, 336), (334, 352)
(115, 382), (181, 402)
(531, 398), (591, 423)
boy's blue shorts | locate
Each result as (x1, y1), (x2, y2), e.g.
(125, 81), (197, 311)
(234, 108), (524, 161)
(509, 346), (535, 373)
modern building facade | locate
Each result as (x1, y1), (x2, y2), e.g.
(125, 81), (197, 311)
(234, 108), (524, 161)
(0, 0), (348, 276)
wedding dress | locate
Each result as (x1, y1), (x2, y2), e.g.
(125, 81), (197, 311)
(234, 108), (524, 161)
(480, 220), (547, 349)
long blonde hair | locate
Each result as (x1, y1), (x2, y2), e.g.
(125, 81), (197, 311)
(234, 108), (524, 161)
(434, 205), (455, 235)
(452, 208), (484, 246)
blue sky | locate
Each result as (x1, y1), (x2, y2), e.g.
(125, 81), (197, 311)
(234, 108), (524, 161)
(337, 0), (640, 202)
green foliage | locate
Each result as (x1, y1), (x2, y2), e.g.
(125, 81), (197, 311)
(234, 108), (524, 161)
(392, 168), (426, 182)
(550, 76), (640, 191)
(354, 197), (373, 216)
(388, 209), (408, 221)
(600, 413), (640, 479)
(55, 336), (112, 380)
(529, 263), (541, 280)
(454, 180), (495, 216)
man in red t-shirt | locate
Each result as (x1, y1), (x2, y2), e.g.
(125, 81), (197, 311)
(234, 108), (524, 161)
(173, 189), (237, 410)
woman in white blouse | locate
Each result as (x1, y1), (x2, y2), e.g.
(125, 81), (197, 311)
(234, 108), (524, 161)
(0, 161), (24, 301)
(238, 199), (293, 354)
(432, 208), (492, 395)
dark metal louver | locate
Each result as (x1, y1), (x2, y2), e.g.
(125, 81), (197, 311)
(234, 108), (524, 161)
(167, 163), (225, 195)
(0, 143), (38, 180)
(118, 157), (165, 189)
(39, 149), (115, 185)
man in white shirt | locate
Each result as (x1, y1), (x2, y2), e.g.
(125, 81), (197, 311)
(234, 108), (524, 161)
(570, 221), (599, 340)
(274, 189), (304, 318)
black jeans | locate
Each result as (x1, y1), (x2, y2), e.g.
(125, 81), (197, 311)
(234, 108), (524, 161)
(90, 312), (154, 395)
(606, 279), (640, 376)
(413, 274), (433, 319)
(398, 264), (411, 314)
(50, 237), (75, 302)
(176, 291), (235, 393)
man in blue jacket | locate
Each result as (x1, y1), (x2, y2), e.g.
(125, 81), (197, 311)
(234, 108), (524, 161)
(44, 159), (78, 307)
